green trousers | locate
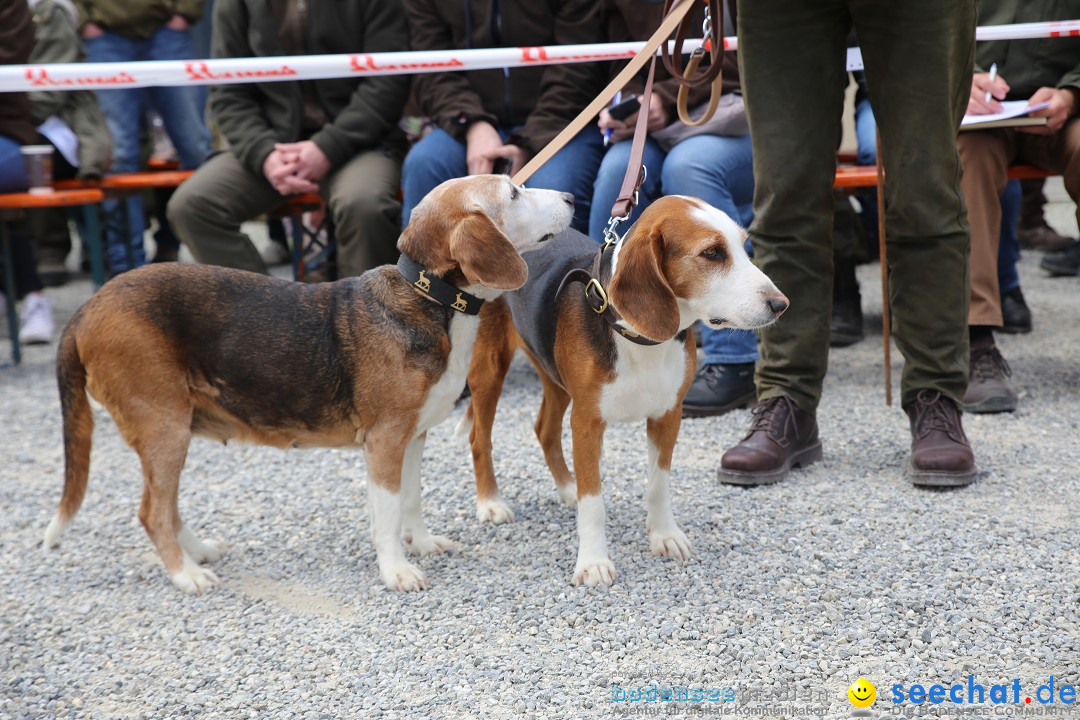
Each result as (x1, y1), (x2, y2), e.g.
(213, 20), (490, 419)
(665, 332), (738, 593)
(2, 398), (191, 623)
(168, 147), (402, 278)
(737, 0), (975, 413)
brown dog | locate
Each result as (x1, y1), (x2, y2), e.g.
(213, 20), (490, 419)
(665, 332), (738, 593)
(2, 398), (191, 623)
(463, 196), (787, 586)
(44, 175), (574, 593)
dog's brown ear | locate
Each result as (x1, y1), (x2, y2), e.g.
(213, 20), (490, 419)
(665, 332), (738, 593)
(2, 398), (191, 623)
(609, 226), (681, 342)
(449, 212), (529, 290)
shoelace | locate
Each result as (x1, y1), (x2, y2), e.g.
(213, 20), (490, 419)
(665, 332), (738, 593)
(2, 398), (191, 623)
(971, 346), (1011, 383)
(747, 396), (798, 443)
(911, 391), (964, 443)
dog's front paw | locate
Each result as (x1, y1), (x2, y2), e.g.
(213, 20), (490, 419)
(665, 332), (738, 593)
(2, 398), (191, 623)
(380, 561), (428, 592)
(169, 561), (221, 596)
(649, 527), (692, 561)
(403, 532), (459, 556)
(572, 558), (617, 588)
(477, 497), (515, 525)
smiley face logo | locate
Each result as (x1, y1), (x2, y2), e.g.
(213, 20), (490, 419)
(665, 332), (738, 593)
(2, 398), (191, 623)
(847, 678), (876, 708)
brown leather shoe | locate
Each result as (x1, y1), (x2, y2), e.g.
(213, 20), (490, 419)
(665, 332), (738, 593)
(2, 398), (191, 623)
(963, 344), (1017, 414)
(717, 396), (822, 485)
(1017, 223), (1074, 252)
(905, 390), (976, 487)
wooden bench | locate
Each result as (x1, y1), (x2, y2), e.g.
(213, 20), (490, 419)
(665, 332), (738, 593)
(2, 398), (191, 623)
(0, 188), (105, 366)
(56, 171), (331, 282)
(833, 162), (1054, 189)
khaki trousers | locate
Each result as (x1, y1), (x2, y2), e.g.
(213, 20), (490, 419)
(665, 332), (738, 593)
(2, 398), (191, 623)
(168, 148), (402, 278)
(958, 120), (1080, 326)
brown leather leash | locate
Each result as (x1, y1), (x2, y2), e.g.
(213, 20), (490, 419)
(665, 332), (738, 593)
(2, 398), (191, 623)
(513, 0), (723, 229)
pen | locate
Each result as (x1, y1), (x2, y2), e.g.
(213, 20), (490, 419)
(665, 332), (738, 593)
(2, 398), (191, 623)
(604, 91), (621, 147)
(984, 62), (998, 104)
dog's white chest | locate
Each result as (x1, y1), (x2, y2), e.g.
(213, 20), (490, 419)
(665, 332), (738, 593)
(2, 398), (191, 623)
(598, 338), (687, 423)
(415, 315), (479, 435)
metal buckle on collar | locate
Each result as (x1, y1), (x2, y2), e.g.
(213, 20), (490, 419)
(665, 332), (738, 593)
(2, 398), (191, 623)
(585, 278), (610, 314)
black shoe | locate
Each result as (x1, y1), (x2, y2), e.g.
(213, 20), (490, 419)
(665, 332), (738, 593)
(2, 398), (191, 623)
(1000, 287), (1032, 334)
(1040, 240), (1080, 277)
(682, 363), (756, 418)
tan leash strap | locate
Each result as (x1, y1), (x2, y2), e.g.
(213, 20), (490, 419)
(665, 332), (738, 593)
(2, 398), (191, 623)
(876, 128), (891, 406)
(675, 50), (722, 127)
(610, 57), (657, 220)
(512, 0), (697, 187)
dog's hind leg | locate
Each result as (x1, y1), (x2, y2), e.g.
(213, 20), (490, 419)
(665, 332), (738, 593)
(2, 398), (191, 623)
(132, 422), (220, 595)
(467, 300), (517, 525)
(401, 432), (458, 556)
(645, 408), (691, 561)
(533, 369), (575, 508)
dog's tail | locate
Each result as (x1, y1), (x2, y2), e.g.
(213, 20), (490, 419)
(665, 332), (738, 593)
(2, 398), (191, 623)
(45, 327), (93, 549)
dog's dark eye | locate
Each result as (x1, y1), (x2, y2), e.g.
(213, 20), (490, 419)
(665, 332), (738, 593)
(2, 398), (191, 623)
(701, 246), (726, 261)
(510, 186), (519, 200)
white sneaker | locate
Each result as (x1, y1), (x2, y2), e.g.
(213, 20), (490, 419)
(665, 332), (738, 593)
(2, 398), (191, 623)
(18, 292), (54, 345)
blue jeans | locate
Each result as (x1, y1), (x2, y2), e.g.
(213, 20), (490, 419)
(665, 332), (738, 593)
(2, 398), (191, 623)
(0, 135), (29, 193)
(998, 179), (1022, 293)
(588, 136), (665, 241)
(662, 133), (759, 365)
(854, 96), (880, 244)
(86, 27), (211, 272)
(401, 126), (604, 232)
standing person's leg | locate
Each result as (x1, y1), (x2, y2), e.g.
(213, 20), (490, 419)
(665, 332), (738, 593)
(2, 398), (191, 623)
(718, 0), (847, 483)
(664, 133), (759, 417)
(85, 32), (147, 272)
(146, 26), (212, 169)
(401, 129), (467, 229)
(167, 152), (285, 273)
(853, 0), (977, 484)
(588, 137), (665, 242)
(528, 127), (607, 234)
(324, 148), (404, 277)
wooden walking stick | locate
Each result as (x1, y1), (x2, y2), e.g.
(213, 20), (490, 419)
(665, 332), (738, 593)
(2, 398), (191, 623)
(876, 128), (891, 406)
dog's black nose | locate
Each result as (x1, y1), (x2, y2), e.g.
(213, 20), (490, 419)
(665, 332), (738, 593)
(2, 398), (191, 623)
(562, 192), (575, 208)
(767, 296), (789, 315)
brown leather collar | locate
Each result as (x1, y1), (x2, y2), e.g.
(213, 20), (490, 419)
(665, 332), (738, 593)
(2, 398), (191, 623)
(555, 241), (686, 347)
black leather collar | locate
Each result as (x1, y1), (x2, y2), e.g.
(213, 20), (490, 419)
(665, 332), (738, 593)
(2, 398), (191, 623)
(397, 254), (484, 316)
(555, 241), (685, 347)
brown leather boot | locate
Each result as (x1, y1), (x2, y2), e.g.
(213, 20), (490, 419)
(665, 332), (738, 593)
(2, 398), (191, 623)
(717, 395), (822, 486)
(905, 390), (977, 487)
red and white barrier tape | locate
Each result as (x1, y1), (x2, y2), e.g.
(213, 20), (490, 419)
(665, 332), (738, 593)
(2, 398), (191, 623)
(0, 19), (1077, 93)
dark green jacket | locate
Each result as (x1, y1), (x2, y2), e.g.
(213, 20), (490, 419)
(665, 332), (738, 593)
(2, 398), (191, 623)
(30, 0), (113, 178)
(74, 0), (204, 39)
(976, 0), (1080, 100)
(211, 0), (410, 177)
(403, 0), (607, 155)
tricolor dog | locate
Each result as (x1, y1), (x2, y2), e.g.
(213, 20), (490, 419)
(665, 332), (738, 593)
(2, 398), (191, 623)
(44, 175), (574, 594)
(463, 196), (788, 586)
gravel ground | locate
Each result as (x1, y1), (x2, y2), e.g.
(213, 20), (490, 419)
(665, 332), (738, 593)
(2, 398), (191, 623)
(3, 191), (1080, 720)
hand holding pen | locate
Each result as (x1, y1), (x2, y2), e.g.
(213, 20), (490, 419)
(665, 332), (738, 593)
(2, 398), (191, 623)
(968, 62), (1009, 115)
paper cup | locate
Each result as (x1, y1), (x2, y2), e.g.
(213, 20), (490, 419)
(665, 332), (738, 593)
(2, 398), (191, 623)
(21, 144), (54, 195)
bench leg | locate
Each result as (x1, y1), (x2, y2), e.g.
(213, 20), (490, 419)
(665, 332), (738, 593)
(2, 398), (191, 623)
(290, 214), (304, 282)
(1, 223), (21, 367)
(83, 204), (107, 289)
